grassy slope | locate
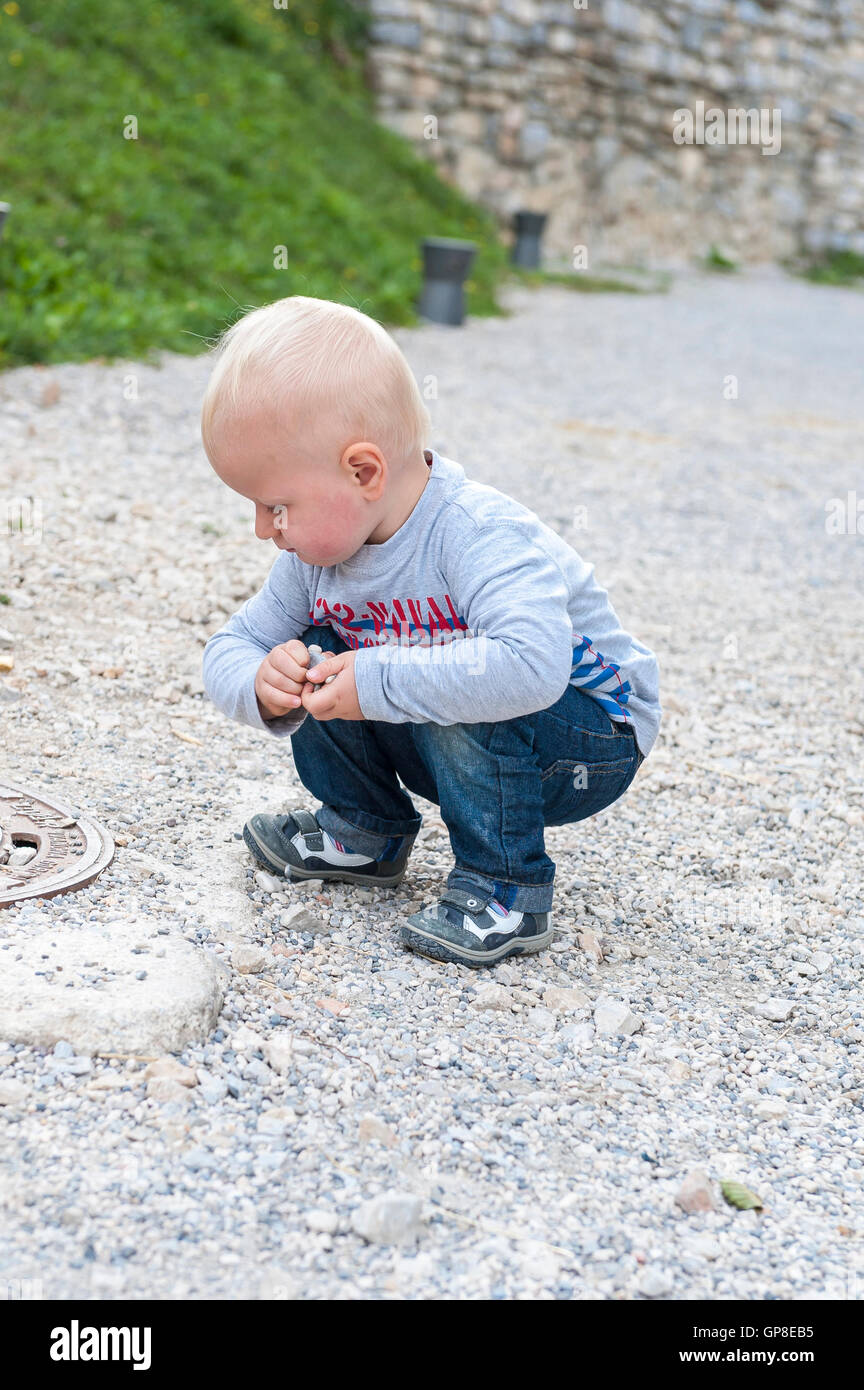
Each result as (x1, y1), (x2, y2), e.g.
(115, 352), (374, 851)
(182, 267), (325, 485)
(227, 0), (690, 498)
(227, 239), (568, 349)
(0, 0), (508, 367)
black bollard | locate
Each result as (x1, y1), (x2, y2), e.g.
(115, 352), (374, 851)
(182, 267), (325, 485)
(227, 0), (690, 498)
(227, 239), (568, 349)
(0, 203), (9, 241)
(511, 210), (547, 269)
(417, 236), (477, 326)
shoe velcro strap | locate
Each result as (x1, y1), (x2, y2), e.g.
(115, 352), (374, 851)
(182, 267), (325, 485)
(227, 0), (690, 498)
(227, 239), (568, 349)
(290, 808), (324, 850)
(440, 887), (491, 913)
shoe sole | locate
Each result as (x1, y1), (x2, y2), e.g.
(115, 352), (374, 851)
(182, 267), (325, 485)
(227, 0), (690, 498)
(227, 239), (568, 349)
(242, 821), (408, 888)
(399, 923), (555, 968)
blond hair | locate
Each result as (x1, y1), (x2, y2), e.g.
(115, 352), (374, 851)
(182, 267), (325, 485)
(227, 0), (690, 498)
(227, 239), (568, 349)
(200, 295), (430, 468)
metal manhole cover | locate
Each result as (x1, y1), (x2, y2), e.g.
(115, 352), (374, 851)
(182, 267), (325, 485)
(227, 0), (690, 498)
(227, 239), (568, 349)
(0, 783), (114, 907)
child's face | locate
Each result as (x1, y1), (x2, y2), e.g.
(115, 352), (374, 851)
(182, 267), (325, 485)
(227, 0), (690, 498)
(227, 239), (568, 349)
(206, 405), (380, 566)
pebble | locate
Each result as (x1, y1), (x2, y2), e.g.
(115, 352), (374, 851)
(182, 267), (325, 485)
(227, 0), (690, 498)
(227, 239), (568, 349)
(262, 1037), (294, 1075)
(358, 1114), (399, 1148)
(254, 870), (285, 895)
(198, 1080), (229, 1105)
(146, 1077), (191, 1104)
(559, 1021), (596, 1049)
(472, 983), (512, 1012)
(686, 1234), (722, 1260)
(755, 998), (795, 1022)
(543, 986), (589, 1012)
(7, 846), (36, 867)
(230, 945), (268, 974)
(256, 1111), (289, 1135)
(0, 1079), (28, 1105)
(351, 1193), (425, 1246)
(593, 997), (642, 1036)
(754, 1098), (789, 1121)
(526, 1007), (556, 1032)
(577, 929), (605, 962)
(676, 1169), (717, 1214)
(279, 904), (329, 934)
(306, 1209), (339, 1234)
(144, 1057), (198, 1087)
(181, 1147), (219, 1173)
(638, 1268), (674, 1298)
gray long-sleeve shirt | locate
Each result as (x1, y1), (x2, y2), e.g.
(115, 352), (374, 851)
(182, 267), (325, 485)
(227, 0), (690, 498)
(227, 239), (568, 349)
(202, 447), (662, 757)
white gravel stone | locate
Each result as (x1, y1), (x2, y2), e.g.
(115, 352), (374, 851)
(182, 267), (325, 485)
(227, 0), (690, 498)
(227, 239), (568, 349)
(144, 1057), (198, 1086)
(0, 1079), (28, 1105)
(254, 870), (285, 894)
(7, 846), (37, 868)
(676, 1169), (718, 1214)
(686, 1234), (722, 1260)
(471, 983), (511, 1011)
(755, 998), (796, 1022)
(305, 1209), (339, 1234)
(754, 1098), (789, 1121)
(358, 1114), (399, 1147)
(543, 986), (589, 1012)
(638, 1267), (674, 1298)
(560, 1021), (596, 1049)
(278, 904), (329, 934)
(593, 997), (642, 1036)
(708, 1151), (752, 1183)
(262, 1037), (295, 1075)
(526, 1006), (556, 1032)
(230, 945), (268, 974)
(577, 928), (605, 962)
(257, 1110), (290, 1135)
(146, 1077), (191, 1104)
(351, 1193), (425, 1246)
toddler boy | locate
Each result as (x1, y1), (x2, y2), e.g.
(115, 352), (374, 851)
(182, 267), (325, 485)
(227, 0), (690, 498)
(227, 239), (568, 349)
(200, 295), (661, 967)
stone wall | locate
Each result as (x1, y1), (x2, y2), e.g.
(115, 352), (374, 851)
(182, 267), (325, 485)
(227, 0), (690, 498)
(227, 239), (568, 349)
(357, 0), (864, 266)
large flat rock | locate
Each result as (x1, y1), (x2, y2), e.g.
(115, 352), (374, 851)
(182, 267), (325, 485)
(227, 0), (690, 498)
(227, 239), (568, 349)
(0, 922), (226, 1056)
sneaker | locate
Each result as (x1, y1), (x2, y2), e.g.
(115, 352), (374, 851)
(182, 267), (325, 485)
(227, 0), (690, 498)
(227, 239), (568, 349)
(400, 886), (553, 967)
(243, 807), (414, 887)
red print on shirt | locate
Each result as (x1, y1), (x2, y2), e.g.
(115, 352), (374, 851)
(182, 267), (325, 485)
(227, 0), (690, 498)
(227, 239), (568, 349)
(310, 594), (468, 650)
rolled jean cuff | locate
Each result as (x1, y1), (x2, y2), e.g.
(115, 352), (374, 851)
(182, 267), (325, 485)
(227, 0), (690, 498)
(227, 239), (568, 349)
(447, 867), (555, 915)
(315, 805), (420, 860)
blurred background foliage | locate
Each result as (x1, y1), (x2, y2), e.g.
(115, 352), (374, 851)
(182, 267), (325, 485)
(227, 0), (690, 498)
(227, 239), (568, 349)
(0, 0), (509, 367)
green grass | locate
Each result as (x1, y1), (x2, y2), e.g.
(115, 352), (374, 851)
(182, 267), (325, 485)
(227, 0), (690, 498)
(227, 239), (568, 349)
(511, 267), (646, 294)
(0, 0), (509, 367)
(704, 244), (739, 272)
(801, 249), (864, 287)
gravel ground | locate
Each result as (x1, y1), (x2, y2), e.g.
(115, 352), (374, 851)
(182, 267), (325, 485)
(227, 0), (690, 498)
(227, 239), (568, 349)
(1, 268), (862, 1301)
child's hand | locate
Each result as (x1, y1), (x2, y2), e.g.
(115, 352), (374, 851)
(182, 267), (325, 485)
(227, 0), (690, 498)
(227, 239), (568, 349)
(301, 649), (364, 721)
(254, 639), (311, 720)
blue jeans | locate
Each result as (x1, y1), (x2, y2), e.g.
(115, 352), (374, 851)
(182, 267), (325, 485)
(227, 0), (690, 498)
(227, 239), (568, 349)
(289, 623), (644, 913)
